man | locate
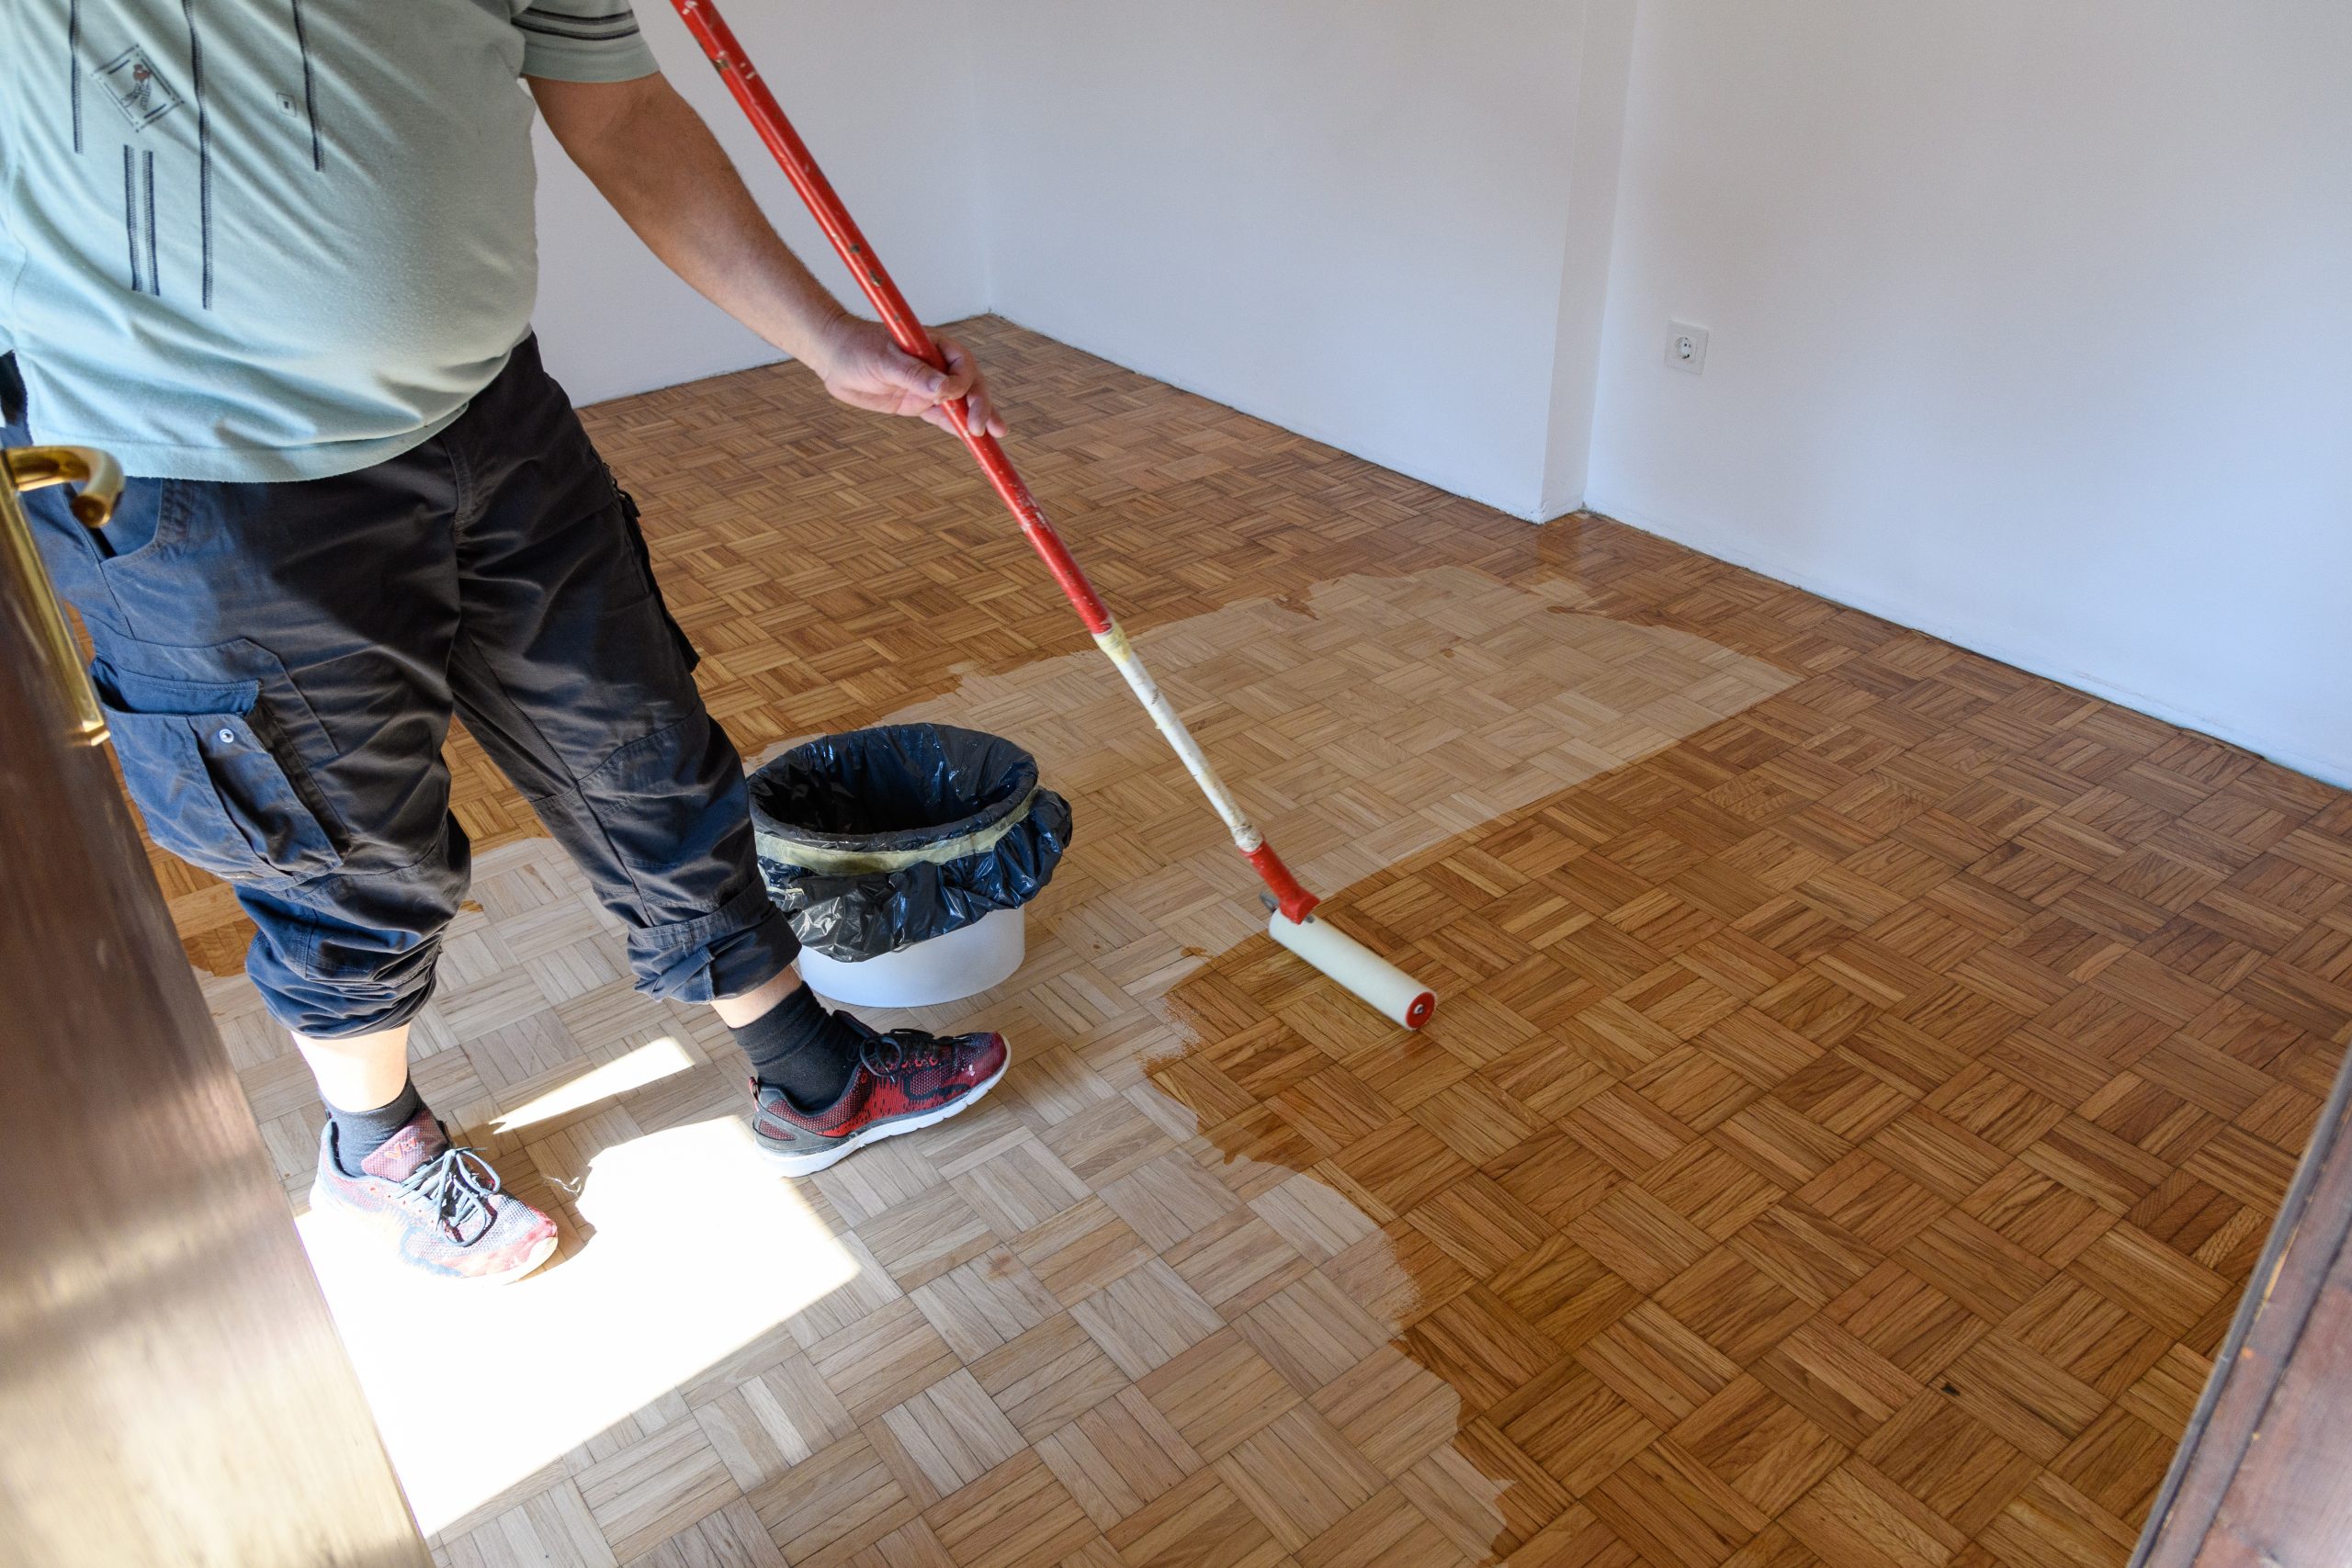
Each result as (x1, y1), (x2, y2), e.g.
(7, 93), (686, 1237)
(1, 0), (1012, 1284)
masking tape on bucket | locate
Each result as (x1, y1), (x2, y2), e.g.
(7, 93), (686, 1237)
(755, 784), (1041, 877)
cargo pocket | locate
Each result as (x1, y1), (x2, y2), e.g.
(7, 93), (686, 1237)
(616, 488), (701, 673)
(93, 662), (343, 885)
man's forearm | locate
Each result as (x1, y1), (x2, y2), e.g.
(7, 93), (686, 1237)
(537, 73), (849, 366)
(534, 71), (1005, 438)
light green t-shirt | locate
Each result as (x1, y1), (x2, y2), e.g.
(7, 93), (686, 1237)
(0, 0), (658, 481)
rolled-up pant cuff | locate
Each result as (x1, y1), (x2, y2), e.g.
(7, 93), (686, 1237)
(243, 875), (797, 1036)
(246, 927), (444, 1040)
(630, 879), (802, 1005)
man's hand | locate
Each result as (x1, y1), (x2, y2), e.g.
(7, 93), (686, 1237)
(807, 318), (1007, 439)
(532, 73), (1006, 440)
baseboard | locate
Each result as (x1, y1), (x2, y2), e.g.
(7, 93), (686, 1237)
(1583, 500), (2351, 793)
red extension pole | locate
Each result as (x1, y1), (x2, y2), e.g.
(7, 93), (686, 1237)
(669, 0), (1112, 634)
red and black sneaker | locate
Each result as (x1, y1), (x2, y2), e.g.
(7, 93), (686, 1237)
(750, 1018), (1010, 1177)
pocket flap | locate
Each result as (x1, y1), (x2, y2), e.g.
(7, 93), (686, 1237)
(92, 660), (262, 716)
(96, 693), (342, 884)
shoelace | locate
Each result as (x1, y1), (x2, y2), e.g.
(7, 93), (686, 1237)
(401, 1145), (503, 1244)
(856, 1028), (951, 1079)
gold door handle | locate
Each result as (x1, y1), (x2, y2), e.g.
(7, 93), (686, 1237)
(3, 446), (122, 745)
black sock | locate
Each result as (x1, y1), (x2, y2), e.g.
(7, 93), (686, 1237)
(329, 1077), (426, 1177)
(731, 984), (862, 1111)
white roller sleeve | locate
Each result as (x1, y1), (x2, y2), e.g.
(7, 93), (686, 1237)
(1266, 911), (1437, 1030)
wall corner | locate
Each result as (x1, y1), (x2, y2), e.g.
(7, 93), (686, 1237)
(1535, 0), (1636, 523)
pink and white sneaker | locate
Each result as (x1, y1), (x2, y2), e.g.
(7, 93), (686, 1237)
(309, 1111), (558, 1285)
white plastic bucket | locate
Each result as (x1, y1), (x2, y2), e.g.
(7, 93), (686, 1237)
(797, 905), (1025, 1010)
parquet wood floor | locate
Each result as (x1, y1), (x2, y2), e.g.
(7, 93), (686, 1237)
(158, 320), (2352, 1567)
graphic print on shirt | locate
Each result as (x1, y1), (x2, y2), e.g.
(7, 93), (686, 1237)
(144, 150), (161, 289)
(178, 0), (214, 309)
(13, 0), (659, 480)
(96, 43), (181, 130)
(120, 147), (141, 291)
(68, 0), (85, 152)
(116, 145), (162, 295)
(287, 0), (323, 172)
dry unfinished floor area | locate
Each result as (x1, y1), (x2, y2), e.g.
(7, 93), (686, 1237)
(158, 320), (2352, 1568)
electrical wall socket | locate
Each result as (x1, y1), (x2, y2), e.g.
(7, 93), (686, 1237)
(1666, 321), (1709, 374)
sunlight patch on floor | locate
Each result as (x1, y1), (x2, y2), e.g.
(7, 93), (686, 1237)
(298, 1115), (855, 1533)
(492, 1034), (697, 1135)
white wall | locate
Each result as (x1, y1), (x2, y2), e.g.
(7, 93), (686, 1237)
(531, 1), (989, 405)
(1585, 2), (2352, 784)
(530, 2), (2352, 787)
(967, 1), (1622, 519)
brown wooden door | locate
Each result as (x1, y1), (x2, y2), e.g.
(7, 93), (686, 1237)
(0, 451), (429, 1566)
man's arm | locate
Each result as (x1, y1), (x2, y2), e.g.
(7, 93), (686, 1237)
(530, 72), (1004, 437)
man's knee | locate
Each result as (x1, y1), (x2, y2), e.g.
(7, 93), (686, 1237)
(236, 844), (469, 1038)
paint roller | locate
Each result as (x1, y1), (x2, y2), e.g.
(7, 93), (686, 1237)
(1263, 899), (1437, 1030)
(670, 0), (1438, 1029)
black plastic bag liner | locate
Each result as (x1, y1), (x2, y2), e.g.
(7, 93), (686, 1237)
(749, 724), (1073, 962)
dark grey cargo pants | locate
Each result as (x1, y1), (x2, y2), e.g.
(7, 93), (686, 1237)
(4, 337), (799, 1037)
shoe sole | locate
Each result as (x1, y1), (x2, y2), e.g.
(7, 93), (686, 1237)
(497, 1231), (561, 1286)
(759, 1057), (1011, 1178)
